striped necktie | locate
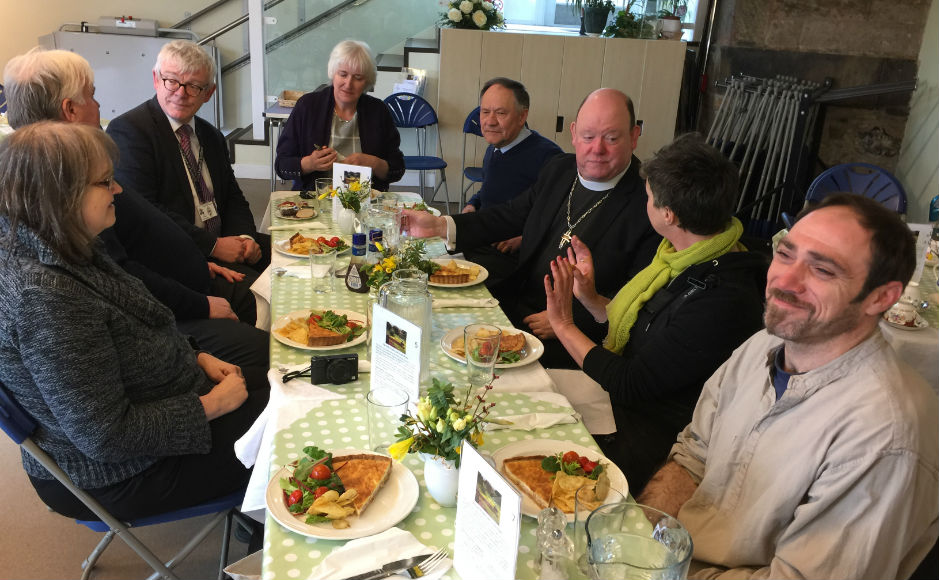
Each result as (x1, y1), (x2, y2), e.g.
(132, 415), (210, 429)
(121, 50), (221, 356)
(176, 124), (221, 234)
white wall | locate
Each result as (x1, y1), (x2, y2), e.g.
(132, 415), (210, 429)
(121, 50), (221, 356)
(896, 0), (939, 222)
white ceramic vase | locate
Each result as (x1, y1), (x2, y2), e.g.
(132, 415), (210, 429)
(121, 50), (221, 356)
(336, 207), (357, 234)
(421, 453), (459, 507)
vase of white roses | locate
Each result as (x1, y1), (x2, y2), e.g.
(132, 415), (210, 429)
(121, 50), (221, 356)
(441, 0), (506, 31)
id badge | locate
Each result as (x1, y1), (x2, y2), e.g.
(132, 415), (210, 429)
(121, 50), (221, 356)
(197, 201), (219, 222)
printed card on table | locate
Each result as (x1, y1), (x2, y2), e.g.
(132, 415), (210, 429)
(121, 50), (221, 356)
(369, 304), (421, 404)
(332, 163), (372, 191)
(453, 444), (521, 580)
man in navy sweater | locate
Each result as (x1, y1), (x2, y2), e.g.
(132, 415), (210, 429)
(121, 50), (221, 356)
(462, 78), (562, 285)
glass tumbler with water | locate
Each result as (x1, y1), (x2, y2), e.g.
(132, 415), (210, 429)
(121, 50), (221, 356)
(585, 503), (693, 580)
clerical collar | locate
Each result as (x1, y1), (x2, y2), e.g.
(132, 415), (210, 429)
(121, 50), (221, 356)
(497, 127), (531, 154)
(577, 161), (631, 191)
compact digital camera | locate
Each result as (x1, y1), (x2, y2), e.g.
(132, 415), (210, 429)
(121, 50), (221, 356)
(310, 353), (358, 385)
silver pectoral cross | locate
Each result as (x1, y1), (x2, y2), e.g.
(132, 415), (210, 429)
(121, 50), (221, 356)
(559, 231), (572, 249)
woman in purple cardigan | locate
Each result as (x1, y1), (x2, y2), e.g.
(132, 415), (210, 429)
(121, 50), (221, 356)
(274, 40), (405, 191)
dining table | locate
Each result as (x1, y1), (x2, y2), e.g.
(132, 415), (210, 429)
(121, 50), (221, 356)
(236, 193), (632, 580)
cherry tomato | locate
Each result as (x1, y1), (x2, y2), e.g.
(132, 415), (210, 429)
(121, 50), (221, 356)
(310, 464), (331, 481)
(479, 342), (494, 356)
(562, 451), (580, 465)
(286, 489), (303, 507)
(581, 459), (598, 474)
(330, 237), (341, 245)
(309, 314), (322, 322)
(317, 237), (327, 244)
(346, 321), (360, 329)
(314, 486), (330, 499)
(323, 239), (337, 248)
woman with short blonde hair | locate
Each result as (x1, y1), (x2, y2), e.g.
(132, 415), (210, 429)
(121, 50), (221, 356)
(275, 39), (404, 191)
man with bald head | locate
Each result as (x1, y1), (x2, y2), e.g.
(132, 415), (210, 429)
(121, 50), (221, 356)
(404, 89), (660, 367)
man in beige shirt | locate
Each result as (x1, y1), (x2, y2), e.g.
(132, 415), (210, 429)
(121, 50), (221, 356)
(640, 194), (938, 579)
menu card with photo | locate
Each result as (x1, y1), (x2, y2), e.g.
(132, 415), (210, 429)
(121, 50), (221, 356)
(369, 304), (421, 403)
(453, 444), (521, 580)
(332, 162), (372, 190)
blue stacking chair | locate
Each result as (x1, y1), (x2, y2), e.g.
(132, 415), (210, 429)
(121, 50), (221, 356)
(384, 92), (451, 214)
(0, 382), (248, 580)
(460, 106), (484, 207)
(781, 162), (908, 228)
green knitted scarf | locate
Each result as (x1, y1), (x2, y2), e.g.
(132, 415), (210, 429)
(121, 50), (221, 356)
(604, 217), (744, 354)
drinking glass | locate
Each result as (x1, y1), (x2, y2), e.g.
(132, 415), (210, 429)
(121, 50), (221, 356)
(574, 485), (626, 577)
(366, 387), (409, 453)
(315, 177), (332, 215)
(309, 248), (336, 294)
(586, 503), (693, 580)
(464, 324), (501, 388)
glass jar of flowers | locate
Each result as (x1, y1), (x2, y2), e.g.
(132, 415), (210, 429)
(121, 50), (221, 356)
(388, 378), (496, 506)
(364, 239), (440, 290)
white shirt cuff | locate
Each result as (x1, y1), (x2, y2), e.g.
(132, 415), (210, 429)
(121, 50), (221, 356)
(443, 216), (457, 251)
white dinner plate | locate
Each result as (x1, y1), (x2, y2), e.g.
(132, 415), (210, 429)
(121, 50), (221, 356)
(492, 440), (629, 522)
(273, 236), (351, 259)
(427, 259), (489, 288)
(884, 312), (931, 331)
(394, 201), (442, 217)
(272, 309), (368, 351)
(440, 325), (544, 369)
(266, 451), (419, 540)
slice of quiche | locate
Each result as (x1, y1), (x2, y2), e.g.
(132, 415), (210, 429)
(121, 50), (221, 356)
(502, 455), (553, 510)
(332, 454), (393, 515)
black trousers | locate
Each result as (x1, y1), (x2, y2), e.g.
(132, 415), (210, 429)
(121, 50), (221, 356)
(29, 366), (269, 522)
(177, 318), (270, 369)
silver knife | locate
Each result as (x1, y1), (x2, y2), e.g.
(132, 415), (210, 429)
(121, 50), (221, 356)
(338, 555), (427, 580)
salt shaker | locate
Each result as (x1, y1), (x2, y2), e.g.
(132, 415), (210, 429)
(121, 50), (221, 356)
(535, 507), (574, 580)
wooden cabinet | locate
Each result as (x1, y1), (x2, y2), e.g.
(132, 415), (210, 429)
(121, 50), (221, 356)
(438, 29), (686, 198)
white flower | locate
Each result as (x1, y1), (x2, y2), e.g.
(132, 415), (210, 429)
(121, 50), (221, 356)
(459, 1), (473, 14)
(447, 8), (462, 23)
(482, 1), (493, 10)
(472, 9), (487, 28)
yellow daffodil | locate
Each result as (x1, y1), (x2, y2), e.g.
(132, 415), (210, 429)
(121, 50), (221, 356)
(384, 267), (393, 273)
(375, 241), (384, 253)
(471, 431), (484, 446)
(349, 181), (361, 192)
(388, 437), (413, 461)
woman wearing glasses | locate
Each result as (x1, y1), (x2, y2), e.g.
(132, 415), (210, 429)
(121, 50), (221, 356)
(0, 122), (268, 523)
(275, 40), (406, 191)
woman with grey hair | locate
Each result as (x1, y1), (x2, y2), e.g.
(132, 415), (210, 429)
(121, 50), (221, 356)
(275, 39), (405, 191)
(0, 122), (268, 522)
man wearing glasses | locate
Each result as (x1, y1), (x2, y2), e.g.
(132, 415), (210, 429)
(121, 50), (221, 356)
(107, 40), (269, 272)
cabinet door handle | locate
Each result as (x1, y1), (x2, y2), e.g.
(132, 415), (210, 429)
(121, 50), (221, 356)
(556, 116), (564, 133)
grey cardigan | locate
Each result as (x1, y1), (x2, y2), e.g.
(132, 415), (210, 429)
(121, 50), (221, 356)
(0, 220), (212, 488)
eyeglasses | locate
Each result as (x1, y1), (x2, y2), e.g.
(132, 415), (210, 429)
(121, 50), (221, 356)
(160, 76), (207, 97)
(91, 176), (117, 191)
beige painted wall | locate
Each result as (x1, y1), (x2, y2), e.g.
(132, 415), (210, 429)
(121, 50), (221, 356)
(896, 0), (939, 223)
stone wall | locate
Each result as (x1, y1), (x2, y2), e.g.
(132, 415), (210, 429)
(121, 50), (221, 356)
(701, 0), (932, 183)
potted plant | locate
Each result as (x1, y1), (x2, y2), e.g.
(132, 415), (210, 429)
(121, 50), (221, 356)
(656, 0), (686, 39)
(603, 0), (655, 38)
(572, 0), (616, 37)
(388, 378), (497, 506)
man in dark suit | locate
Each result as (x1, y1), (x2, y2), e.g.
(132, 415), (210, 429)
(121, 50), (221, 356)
(404, 88), (660, 367)
(107, 39), (270, 273)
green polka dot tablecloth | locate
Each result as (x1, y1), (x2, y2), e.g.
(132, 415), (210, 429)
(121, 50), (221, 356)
(262, 394), (603, 580)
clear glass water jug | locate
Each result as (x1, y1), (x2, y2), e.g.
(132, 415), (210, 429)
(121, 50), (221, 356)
(378, 269), (432, 388)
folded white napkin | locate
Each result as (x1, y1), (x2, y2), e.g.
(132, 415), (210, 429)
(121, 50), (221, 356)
(307, 527), (451, 580)
(486, 411), (577, 431)
(268, 222), (329, 231)
(432, 297), (499, 309)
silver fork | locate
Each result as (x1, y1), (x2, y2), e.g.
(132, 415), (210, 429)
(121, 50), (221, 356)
(405, 547), (448, 579)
